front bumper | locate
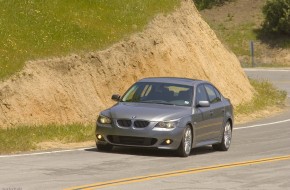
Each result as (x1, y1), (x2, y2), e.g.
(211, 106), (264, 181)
(96, 121), (184, 150)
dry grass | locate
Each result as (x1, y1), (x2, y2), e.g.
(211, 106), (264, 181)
(0, 124), (94, 154)
(235, 79), (287, 116)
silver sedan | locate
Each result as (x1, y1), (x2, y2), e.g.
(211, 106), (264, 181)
(96, 77), (233, 157)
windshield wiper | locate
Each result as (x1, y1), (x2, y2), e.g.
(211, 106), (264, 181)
(140, 100), (175, 105)
(155, 102), (176, 105)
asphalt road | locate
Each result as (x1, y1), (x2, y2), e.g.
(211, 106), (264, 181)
(0, 68), (290, 190)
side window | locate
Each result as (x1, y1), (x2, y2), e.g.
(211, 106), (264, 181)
(204, 84), (221, 104)
(196, 85), (208, 103)
(213, 87), (222, 102)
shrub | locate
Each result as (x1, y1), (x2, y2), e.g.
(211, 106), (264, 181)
(262, 0), (290, 35)
(193, 0), (233, 10)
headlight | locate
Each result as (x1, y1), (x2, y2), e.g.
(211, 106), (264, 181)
(97, 115), (112, 124)
(154, 120), (179, 130)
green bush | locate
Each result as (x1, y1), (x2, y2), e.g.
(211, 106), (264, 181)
(193, 0), (233, 10)
(262, 0), (290, 35)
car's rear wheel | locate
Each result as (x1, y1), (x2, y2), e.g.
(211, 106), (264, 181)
(212, 121), (232, 151)
(97, 144), (113, 152)
(177, 125), (192, 157)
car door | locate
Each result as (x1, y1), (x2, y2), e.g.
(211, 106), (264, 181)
(204, 84), (225, 140)
(193, 84), (213, 143)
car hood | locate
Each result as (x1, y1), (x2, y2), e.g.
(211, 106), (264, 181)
(107, 102), (192, 121)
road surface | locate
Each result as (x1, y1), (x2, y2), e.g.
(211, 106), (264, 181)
(0, 68), (289, 190)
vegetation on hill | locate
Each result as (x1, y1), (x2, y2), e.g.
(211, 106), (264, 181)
(193, 0), (233, 10)
(0, 0), (180, 79)
(200, 0), (290, 67)
(262, 0), (290, 35)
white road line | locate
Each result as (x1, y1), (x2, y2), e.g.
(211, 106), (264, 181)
(244, 68), (290, 72)
(1, 119), (290, 158)
(0, 147), (92, 158)
(234, 119), (290, 130)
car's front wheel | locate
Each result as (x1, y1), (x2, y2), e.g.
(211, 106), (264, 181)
(177, 125), (192, 157)
(97, 144), (113, 152)
(212, 121), (232, 151)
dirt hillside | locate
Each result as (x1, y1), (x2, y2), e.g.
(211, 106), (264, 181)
(0, 0), (253, 127)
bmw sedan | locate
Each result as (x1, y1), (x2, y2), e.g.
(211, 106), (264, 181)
(96, 77), (233, 157)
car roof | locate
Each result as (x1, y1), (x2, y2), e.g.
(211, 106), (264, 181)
(138, 77), (204, 86)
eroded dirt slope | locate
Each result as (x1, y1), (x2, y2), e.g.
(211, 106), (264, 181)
(0, 0), (253, 127)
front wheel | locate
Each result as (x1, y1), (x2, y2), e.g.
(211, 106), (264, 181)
(177, 126), (192, 157)
(212, 121), (232, 151)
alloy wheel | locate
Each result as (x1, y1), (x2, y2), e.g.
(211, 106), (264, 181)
(224, 122), (232, 149)
(184, 127), (192, 155)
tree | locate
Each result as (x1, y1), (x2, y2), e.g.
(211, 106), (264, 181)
(262, 0), (290, 35)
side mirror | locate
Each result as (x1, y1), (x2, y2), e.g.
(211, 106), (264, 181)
(111, 94), (121, 102)
(197, 101), (210, 107)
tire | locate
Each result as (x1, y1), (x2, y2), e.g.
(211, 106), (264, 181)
(97, 144), (113, 152)
(177, 125), (192, 157)
(212, 121), (232, 151)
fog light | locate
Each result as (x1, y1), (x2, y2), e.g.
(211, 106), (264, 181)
(161, 139), (173, 145)
(97, 134), (103, 140)
(165, 139), (171, 144)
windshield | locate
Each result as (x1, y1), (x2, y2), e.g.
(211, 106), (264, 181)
(121, 82), (193, 107)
